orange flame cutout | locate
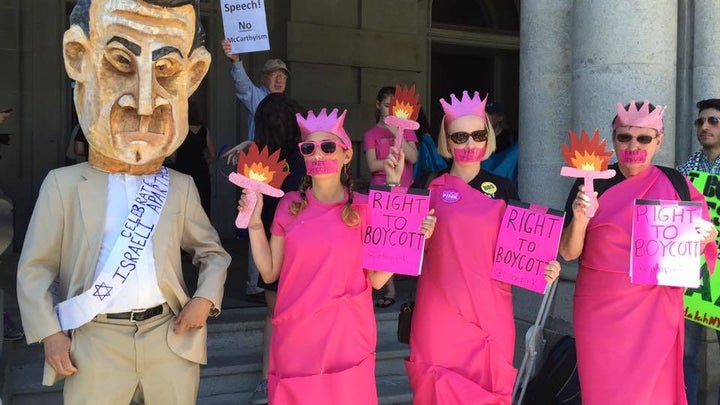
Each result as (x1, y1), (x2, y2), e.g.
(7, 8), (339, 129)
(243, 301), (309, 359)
(237, 143), (289, 188)
(390, 85), (420, 121)
(561, 129), (613, 171)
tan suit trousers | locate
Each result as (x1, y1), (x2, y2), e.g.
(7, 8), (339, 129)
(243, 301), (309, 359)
(63, 305), (199, 404)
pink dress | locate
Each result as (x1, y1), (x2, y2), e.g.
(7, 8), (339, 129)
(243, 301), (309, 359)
(406, 173), (517, 405)
(573, 166), (717, 405)
(363, 126), (418, 187)
(268, 191), (377, 404)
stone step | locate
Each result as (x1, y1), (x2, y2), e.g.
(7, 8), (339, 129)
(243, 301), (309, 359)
(205, 308), (401, 353)
(196, 374), (412, 405)
(10, 339), (409, 399)
(9, 307), (411, 404)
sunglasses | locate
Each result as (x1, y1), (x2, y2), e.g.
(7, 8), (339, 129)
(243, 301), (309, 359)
(448, 130), (488, 144)
(298, 140), (345, 156)
(615, 133), (658, 145)
(694, 116), (720, 127)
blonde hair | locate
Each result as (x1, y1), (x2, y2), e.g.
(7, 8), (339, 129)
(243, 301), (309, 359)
(437, 115), (496, 161)
(289, 165), (360, 227)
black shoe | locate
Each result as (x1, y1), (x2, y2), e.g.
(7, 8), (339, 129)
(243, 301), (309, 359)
(4, 313), (24, 341)
(245, 292), (266, 305)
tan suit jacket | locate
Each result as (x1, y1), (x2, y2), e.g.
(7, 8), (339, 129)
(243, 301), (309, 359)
(16, 163), (230, 384)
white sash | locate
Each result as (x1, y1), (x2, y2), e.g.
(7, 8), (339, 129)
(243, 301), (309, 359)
(56, 167), (170, 331)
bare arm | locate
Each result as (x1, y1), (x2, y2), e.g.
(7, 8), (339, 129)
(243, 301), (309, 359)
(401, 138), (418, 164)
(241, 191), (284, 283)
(558, 185), (594, 261)
(365, 148), (385, 173)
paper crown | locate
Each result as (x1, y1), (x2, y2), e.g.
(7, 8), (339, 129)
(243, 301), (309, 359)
(612, 100), (666, 134)
(440, 91), (488, 124)
(296, 108), (352, 148)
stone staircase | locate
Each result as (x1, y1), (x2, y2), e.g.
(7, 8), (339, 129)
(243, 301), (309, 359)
(5, 307), (413, 404)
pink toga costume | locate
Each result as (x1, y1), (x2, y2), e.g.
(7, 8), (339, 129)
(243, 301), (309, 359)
(406, 173), (517, 405)
(268, 190), (378, 404)
(572, 165), (717, 405)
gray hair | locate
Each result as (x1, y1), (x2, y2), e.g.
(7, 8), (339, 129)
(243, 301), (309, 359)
(69, 0), (205, 52)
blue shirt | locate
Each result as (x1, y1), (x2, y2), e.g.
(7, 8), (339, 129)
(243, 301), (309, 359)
(230, 61), (270, 141)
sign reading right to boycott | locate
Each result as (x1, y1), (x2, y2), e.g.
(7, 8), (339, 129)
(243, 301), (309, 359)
(362, 185), (430, 276)
(490, 201), (564, 294)
(685, 171), (720, 330)
(630, 199), (703, 288)
(220, 0), (270, 54)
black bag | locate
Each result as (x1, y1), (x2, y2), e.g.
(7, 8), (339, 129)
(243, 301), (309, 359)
(523, 335), (581, 405)
(397, 300), (413, 344)
(397, 276), (416, 344)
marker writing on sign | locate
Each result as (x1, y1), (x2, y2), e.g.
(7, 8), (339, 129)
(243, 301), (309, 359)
(634, 204), (702, 258)
(371, 192), (429, 214)
(504, 207), (561, 239)
(224, 0), (263, 13)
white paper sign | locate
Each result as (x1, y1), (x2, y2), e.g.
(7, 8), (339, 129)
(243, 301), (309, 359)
(220, 0), (270, 54)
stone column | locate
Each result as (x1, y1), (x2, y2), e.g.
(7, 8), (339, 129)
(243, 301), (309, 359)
(692, 1), (720, 100)
(675, 0), (694, 164)
(571, 1), (678, 167)
(517, 0), (573, 335)
(518, 0), (572, 210)
(692, 2), (720, 401)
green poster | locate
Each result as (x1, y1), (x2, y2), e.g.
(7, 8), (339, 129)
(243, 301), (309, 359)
(684, 171), (720, 330)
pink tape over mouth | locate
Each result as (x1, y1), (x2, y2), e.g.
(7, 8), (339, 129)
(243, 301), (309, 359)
(306, 159), (339, 176)
(452, 147), (485, 163)
(618, 149), (647, 164)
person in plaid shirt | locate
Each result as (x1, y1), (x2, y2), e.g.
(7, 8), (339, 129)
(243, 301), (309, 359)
(677, 98), (720, 405)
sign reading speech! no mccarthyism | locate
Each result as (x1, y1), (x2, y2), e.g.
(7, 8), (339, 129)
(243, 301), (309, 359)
(220, 0), (270, 54)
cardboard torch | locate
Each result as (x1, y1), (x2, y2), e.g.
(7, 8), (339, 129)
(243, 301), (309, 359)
(229, 142), (290, 228)
(383, 84), (421, 151)
(560, 129), (615, 218)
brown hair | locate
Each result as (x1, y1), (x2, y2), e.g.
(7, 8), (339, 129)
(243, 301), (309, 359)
(289, 165), (360, 227)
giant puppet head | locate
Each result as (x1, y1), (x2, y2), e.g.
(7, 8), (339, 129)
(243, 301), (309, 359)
(63, 0), (211, 174)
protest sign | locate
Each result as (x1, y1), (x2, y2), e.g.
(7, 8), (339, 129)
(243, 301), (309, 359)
(630, 199), (703, 288)
(684, 171), (720, 330)
(220, 0), (270, 53)
(362, 185), (430, 276)
(490, 201), (564, 294)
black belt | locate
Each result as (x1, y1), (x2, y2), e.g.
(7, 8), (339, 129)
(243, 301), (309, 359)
(105, 304), (165, 322)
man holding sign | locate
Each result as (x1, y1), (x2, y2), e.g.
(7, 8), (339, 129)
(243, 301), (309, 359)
(220, 40), (289, 309)
(560, 100), (718, 405)
(222, 40), (288, 142)
(677, 98), (720, 405)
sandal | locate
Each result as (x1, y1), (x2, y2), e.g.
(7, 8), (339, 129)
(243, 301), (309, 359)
(375, 296), (396, 308)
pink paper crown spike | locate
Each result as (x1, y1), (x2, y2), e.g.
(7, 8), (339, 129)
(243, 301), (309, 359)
(612, 100), (666, 134)
(439, 91), (488, 124)
(296, 108), (352, 149)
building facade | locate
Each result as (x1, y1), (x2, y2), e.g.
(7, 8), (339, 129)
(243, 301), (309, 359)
(0, 0), (717, 397)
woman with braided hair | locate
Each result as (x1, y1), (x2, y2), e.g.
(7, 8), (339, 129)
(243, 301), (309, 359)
(240, 108), (436, 403)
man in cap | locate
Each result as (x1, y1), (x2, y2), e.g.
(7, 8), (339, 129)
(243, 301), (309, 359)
(16, 0), (229, 403)
(221, 40), (289, 142)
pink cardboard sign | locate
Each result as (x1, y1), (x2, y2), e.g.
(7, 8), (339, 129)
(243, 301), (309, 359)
(362, 185), (430, 276)
(631, 199), (703, 287)
(490, 201), (565, 294)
